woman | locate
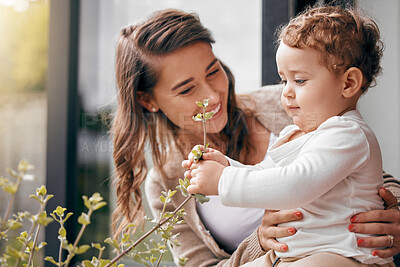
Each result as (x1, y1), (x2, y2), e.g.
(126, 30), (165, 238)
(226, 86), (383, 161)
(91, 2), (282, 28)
(110, 9), (400, 266)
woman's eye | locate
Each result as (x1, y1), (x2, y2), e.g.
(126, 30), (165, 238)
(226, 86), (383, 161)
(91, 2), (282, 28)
(179, 87), (194, 95)
(207, 68), (220, 77)
(279, 79), (287, 85)
(295, 79), (306, 85)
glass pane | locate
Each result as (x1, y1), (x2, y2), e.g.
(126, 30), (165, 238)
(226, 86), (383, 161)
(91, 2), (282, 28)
(78, 0), (261, 265)
(0, 0), (49, 266)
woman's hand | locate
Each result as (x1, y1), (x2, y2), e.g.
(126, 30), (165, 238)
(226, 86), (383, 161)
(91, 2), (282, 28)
(349, 187), (400, 258)
(257, 209), (303, 252)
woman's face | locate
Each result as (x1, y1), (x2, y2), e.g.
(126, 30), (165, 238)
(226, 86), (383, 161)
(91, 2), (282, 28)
(148, 42), (229, 134)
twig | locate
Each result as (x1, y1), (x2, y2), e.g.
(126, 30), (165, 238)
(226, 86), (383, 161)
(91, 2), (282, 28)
(104, 196), (192, 267)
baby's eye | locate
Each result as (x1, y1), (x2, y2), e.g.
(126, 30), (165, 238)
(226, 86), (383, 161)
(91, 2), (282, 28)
(279, 79), (287, 85)
(295, 79), (306, 85)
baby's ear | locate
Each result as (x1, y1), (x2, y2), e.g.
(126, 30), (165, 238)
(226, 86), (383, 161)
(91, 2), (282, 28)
(342, 67), (363, 98)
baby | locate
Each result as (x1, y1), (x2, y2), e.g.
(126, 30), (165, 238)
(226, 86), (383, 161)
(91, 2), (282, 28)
(183, 5), (394, 267)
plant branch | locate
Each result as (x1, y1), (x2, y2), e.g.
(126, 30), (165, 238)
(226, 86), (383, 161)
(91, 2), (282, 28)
(155, 239), (168, 267)
(64, 208), (93, 267)
(1, 176), (22, 230)
(26, 224), (41, 267)
(104, 195), (192, 267)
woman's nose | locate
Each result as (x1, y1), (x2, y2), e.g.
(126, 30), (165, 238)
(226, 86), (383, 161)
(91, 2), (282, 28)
(202, 83), (220, 104)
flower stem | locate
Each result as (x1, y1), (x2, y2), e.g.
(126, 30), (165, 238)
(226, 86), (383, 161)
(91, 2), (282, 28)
(155, 239), (168, 267)
(1, 175), (23, 230)
(26, 224), (41, 267)
(64, 208), (94, 267)
(104, 195), (192, 267)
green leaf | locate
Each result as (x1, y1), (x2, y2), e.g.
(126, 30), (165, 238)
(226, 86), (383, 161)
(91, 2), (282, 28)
(30, 194), (41, 203)
(75, 244), (90, 254)
(6, 168), (18, 178)
(37, 241), (47, 249)
(159, 195), (166, 204)
(45, 256), (58, 266)
(203, 99), (209, 107)
(163, 212), (174, 218)
(92, 242), (104, 251)
(4, 184), (18, 194)
(45, 194), (54, 202)
(192, 113), (203, 121)
(36, 185), (47, 196)
(89, 192), (103, 204)
(18, 160), (34, 172)
(195, 101), (204, 108)
(92, 201), (107, 211)
(54, 206), (66, 217)
(104, 237), (120, 250)
(204, 112), (215, 120)
(10, 221), (23, 230)
(82, 195), (90, 210)
(194, 193), (210, 204)
(65, 212), (73, 221)
(78, 212), (91, 225)
(168, 190), (176, 198)
(59, 227), (66, 238)
(178, 256), (188, 266)
(38, 212), (53, 226)
(125, 223), (136, 230)
(81, 260), (95, 267)
(121, 233), (130, 243)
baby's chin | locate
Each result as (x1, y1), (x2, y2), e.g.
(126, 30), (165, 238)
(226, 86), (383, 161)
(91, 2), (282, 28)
(293, 119), (318, 133)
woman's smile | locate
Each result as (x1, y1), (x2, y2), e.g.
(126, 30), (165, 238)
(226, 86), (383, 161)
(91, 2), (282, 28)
(206, 102), (222, 121)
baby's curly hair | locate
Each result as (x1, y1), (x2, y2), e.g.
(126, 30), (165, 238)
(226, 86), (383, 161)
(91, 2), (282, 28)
(276, 5), (384, 92)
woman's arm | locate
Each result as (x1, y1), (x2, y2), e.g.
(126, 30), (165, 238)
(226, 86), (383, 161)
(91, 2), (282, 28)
(144, 169), (267, 267)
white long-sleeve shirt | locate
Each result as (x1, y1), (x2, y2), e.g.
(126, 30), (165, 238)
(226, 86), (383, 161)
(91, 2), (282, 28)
(219, 110), (392, 264)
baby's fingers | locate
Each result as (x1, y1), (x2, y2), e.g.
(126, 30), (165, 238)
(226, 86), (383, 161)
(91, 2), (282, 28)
(184, 170), (192, 179)
(182, 159), (192, 169)
(187, 184), (200, 195)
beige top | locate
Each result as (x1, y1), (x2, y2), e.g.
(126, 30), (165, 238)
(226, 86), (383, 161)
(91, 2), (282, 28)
(144, 84), (400, 267)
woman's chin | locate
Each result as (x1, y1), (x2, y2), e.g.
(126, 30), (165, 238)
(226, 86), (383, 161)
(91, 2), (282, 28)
(207, 115), (228, 133)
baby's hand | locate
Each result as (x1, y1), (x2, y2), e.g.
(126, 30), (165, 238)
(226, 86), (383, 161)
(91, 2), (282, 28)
(187, 160), (225, 196)
(181, 145), (229, 170)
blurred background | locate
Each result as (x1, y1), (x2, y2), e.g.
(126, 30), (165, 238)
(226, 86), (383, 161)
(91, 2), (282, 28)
(0, 0), (398, 266)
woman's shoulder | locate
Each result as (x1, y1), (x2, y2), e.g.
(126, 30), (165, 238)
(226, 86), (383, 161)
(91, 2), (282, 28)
(237, 84), (292, 135)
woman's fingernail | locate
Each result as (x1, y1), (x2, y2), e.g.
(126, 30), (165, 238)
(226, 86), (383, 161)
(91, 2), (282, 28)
(288, 228), (296, 234)
(348, 224), (356, 232)
(350, 216), (358, 223)
(372, 250), (378, 256)
(357, 239), (364, 246)
(294, 211), (302, 218)
(281, 244), (288, 251)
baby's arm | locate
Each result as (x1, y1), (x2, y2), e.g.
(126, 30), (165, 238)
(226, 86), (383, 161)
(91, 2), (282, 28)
(219, 120), (373, 210)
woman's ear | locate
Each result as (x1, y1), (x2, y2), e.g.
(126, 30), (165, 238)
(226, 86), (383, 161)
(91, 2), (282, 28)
(342, 67), (364, 98)
(137, 91), (159, 112)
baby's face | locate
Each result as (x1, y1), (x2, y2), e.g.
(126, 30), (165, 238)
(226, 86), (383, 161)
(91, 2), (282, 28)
(276, 43), (348, 133)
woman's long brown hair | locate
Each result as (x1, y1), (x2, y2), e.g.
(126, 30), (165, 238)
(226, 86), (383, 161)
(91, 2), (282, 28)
(111, 9), (253, 238)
